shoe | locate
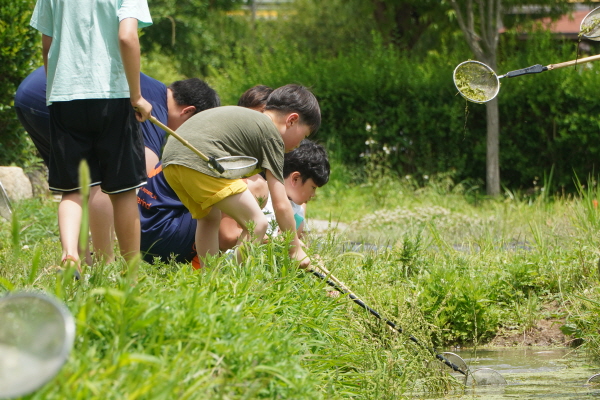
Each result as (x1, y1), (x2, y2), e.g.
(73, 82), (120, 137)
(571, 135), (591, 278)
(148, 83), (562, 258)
(60, 255), (82, 280)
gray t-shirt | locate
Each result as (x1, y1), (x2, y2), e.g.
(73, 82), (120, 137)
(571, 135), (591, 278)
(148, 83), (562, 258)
(162, 106), (285, 183)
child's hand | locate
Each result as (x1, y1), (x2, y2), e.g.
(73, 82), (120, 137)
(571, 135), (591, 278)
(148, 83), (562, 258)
(132, 97), (153, 122)
(292, 246), (311, 269)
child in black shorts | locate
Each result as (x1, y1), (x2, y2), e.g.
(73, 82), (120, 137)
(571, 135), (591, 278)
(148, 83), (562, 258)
(30, 0), (154, 270)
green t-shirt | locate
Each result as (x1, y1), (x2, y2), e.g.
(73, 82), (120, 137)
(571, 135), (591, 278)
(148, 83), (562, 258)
(162, 106), (285, 183)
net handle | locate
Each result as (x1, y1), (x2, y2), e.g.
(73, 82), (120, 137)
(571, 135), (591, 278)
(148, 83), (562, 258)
(149, 116), (225, 174)
(547, 53), (600, 70)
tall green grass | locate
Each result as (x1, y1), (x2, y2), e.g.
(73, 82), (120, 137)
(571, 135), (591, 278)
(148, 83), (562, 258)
(3, 166), (600, 398)
(0, 198), (457, 399)
(307, 165), (600, 347)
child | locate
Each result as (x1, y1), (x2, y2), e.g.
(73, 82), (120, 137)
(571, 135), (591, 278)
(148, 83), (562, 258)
(217, 85), (273, 249)
(237, 85), (273, 111)
(139, 85), (272, 266)
(161, 84), (321, 268)
(138, 140), (329, 266)
(30, 0), (153, 268)
(14, 67), (220, 264)
(264, 140), (330, 239)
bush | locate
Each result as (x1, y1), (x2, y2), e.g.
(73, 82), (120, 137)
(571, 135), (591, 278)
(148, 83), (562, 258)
(0, 0), (42, 167)
(210, 28), (600, 193)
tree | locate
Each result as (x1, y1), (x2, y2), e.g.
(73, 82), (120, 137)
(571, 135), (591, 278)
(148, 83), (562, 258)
(447, 0), (569, 195)
(142, 0), (247, 77)
(370, 0), (451, 50)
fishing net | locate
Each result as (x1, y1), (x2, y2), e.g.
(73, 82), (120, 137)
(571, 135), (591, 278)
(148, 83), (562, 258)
(209, 156), (259, 179)
(453, 61), (500, 103)
(0, 293), (75, 398)
(0, 181), (12, 222)
(581, 6), (600, 41)
(465, 368), (507, 386)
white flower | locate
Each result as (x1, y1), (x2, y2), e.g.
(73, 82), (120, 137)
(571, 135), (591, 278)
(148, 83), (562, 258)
(366, 123), (372, 132)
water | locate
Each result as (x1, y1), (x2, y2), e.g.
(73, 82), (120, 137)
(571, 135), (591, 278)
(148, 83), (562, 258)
(444, 348), (600, 399)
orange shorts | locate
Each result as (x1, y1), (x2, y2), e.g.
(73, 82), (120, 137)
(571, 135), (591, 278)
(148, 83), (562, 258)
(163, 164), (247, 219)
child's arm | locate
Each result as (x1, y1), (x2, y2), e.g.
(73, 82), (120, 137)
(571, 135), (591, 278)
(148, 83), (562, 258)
(42, 34), (52, 75)
(118, 17), (152, 122)
(297, 203), (307, 238)
(266, 170), (310, 268)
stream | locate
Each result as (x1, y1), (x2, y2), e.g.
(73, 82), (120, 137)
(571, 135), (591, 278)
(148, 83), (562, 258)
(440, 348), (600, 399)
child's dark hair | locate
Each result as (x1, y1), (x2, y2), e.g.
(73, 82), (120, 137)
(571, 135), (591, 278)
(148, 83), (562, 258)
(283, 140), (330, 187)
(237, 85), (273, 110)
(265, 84), (321, 134)
(169, 78), (221, 114)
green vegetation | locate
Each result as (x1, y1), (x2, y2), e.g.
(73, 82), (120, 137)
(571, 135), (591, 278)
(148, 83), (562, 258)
(0, 0), (42, 168)
(4, 164), (600, 397)
(1, 197), (460, 399)
(3, 1), (600, 191)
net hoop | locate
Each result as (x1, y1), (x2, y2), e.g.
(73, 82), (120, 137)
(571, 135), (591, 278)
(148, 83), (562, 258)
(0, 292), (75, 398)
(208, 156), (259, 179)
(453, 61), (500, 104)
(581, 6), (600, 41)
(465, 367), (507, 386)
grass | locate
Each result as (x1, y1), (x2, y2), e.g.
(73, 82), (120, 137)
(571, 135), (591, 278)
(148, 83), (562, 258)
(2, 166), (600, 398)
(0, 197), (458, 399)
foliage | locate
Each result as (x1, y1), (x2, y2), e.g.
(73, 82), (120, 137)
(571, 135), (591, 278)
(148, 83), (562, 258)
(141, 0), (249, 77)
(0, 0), (42, 167)
(0, 197), (461, 399)
(309, 167), (600, 346)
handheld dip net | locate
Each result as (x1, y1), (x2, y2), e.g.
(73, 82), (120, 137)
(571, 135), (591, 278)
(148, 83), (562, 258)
(454, 6), (600, 104)
(149, 116), (258, 179)
(0, 292), (75, 398)
(581, 6), (600, 41)
(310, 264), (507, 387)
(454, 53), (600, 103)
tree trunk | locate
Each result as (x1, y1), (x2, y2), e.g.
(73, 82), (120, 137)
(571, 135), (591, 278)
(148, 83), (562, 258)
(486, 97), (500, 196)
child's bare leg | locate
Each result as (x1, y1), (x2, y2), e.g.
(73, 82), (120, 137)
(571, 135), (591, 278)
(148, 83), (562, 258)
(58, 191), (82, 262)
(219, 174), (268, 251)
(218, 214), (242, 251)
(109, 189), (140, 263)
(195, 207), (222, 265)
(89, 186), (115, 263)
(216, 189), (268, 246)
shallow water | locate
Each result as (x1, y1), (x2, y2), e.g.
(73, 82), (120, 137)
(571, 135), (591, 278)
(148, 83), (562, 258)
(441, 348), (600, 399)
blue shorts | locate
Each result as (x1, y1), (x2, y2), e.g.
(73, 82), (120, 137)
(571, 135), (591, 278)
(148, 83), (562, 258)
(14, 106), (51, 166)
(139, 164), (197, 264)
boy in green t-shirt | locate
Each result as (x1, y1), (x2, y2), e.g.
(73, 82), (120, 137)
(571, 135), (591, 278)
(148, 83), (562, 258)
(161, 84), (321, 269)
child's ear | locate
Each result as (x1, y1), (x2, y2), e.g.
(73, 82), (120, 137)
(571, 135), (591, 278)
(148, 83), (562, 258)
(181, 106), (196, 117)
(286, 113), (299, 127)
(290, 171), (302, 184)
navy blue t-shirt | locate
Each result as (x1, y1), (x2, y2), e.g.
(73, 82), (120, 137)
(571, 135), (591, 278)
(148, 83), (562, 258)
(138, 75), (168, 157)
(138, 163), (196, 264)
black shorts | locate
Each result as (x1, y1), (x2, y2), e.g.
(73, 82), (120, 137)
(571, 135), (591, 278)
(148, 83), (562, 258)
(48, 98), (146, 193)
